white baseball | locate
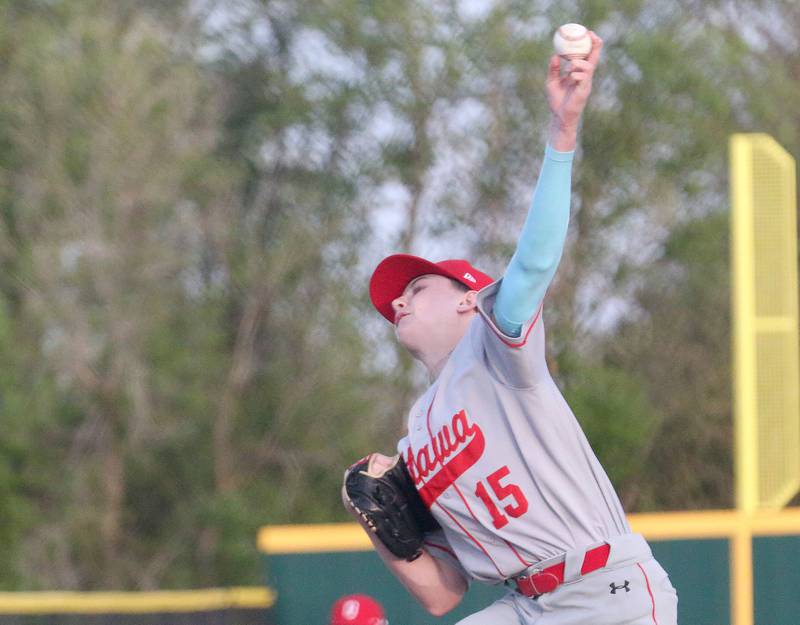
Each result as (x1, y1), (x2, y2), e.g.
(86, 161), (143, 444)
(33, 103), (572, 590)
(553, 23), (592, 60)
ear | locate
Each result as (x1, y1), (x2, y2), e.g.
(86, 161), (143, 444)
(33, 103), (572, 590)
(457, 290), (479, 313)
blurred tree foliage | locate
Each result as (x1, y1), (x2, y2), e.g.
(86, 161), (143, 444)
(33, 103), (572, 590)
(0, 0), (796, 589)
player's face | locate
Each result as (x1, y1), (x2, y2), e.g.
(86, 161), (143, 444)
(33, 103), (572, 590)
(391, 274), (470, 352)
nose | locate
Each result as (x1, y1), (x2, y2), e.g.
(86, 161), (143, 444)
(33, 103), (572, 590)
(392, 295), (407, 313)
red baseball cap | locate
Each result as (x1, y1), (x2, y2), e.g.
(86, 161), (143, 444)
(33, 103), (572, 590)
(329, 594), (387, 625)
(369, 254), (494, 323)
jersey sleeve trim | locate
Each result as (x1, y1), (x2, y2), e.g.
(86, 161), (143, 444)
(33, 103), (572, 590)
(476, 281), (543, 349)
(477, 292), (542, 350)
(488, 304), (542, 349)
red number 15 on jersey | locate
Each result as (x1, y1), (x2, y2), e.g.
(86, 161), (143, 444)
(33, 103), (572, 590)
(474, 465), (529, 529)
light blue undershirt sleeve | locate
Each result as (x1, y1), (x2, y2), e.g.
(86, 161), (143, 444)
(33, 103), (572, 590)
(493, 144), (574, 337)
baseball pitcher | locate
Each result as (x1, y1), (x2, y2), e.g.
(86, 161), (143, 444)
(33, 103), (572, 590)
(343, 31), (679, 625)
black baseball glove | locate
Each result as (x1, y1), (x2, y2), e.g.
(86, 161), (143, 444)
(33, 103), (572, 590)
(343, 454), (440, 561)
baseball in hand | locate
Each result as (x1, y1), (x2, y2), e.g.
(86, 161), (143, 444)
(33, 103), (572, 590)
(553, 23), (592, 60)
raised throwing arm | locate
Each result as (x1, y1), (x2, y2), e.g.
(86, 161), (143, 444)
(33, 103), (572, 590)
(493, 33), (603, 337)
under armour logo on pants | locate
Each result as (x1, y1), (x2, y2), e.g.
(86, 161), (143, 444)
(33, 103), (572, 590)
(609, 581), (631, 594)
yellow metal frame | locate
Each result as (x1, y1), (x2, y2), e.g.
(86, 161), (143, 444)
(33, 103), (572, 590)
(729, 133), (798, 625)
(730, 133), (800, 514)
(730, 133), (758, 516)
(0, 587), (274, 614)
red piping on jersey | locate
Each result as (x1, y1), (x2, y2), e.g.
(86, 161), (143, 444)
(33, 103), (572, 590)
(637, 562), (659, 625)
(423, 369), (531, 570)
(424, 392), (505, 578)
(484, 303), (542, 349)
(434, 500), (506, 578)
(504, 538), (532, 567)
(424, 389), (437, 439)
(453, 483), (532, 568)
(452, 484), (478, 521)
(423, 541), (456, 559)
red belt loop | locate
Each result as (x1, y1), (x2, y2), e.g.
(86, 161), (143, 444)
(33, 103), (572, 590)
(514, 543), (610, 598)
(581, 542), (610, 575)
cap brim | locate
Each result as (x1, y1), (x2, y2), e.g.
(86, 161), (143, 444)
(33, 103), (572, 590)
(369, 254), (456, 323)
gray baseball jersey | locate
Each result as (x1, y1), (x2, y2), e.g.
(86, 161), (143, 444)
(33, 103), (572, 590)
(396, 283), (630, 582)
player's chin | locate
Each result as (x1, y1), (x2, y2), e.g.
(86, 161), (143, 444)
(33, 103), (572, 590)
(395, 322), (421, 351)
(394, 323), (411, 344)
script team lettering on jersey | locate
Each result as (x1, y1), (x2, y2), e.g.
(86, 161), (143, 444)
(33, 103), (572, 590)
(404, 408), (486, 506)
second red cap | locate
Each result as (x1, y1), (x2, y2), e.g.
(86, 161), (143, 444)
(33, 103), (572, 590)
(329, 594), (387, 625)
